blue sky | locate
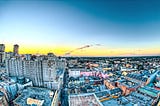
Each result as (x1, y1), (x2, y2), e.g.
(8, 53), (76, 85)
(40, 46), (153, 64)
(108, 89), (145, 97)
(0, 0), (160, 56)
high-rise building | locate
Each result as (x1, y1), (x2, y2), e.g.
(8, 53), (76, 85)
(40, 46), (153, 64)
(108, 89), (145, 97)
(0, 52), (5, 64)
(42, 60), (57, 88)
(23, 59), (44, 86)
(6, 57), (43, 87)
(6, 57), (24, 77)
(5, 52), (14, 60)
(5, 53), (66, 89)
(0, 44), (5, 65)
(13, 44), (19, 56)
(0, 44), (5, 52)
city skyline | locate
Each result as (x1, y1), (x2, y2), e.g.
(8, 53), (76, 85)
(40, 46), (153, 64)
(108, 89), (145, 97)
(0, 0), (160, 56)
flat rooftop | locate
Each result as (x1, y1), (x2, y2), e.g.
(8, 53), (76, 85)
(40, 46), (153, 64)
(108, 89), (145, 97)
(101, 97), (132, 106)
(138, 86), (160, 97)
(125, 92), (153, 106)
(13, 87), (54, 106)
(95, 90), (110, 99)
(69, 93), (103, 106)
(118, 79), (139, 88)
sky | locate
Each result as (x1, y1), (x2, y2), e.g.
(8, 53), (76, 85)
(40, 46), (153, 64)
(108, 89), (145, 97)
(0, 0), (160, 56)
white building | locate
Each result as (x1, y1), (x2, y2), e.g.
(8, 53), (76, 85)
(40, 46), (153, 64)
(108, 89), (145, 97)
(6, 58), (23, 77)
(6, 58), (43, 87)
(69, 68), (82, 78)
(23, 59), (43, 87)
(42, 60), (57, 89)
(5, 54), (66, 89)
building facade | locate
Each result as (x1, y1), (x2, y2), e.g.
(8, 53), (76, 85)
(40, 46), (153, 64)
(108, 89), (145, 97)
(5, 54), (66, 89)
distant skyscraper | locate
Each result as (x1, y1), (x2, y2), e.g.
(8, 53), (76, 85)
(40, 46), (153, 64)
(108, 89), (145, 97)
(0, 44), (5, 52)
(0, 44), (5, 64)
(13, 44), (19, 56)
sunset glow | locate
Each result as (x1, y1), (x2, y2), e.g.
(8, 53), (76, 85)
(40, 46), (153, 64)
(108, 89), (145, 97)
(1, 0), (160, 56)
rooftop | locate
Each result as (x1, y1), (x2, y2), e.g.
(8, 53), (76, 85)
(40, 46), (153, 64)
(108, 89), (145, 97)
(95, 88), (122, 102)
(27, 98), (44, 106)
(126, 73), (148, 82)
(13, 87), (54, 106)
(138, 86), (160, 97)
(101, 97), (132, 106)
(69, 93), (103, 106)
(118, 79), (139, 88)
(126, 92), (153, 106)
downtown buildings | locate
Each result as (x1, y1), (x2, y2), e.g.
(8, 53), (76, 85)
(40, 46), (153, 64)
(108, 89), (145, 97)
(5, 45), (66, 89)
(0, 44), (66, 106)
(1, 43), (160, 106)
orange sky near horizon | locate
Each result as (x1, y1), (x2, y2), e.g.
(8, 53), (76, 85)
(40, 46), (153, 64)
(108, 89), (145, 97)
(4, 44), (160, 57)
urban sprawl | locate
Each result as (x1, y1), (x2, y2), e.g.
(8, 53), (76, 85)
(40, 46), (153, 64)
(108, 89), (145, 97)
(0, 44), (160, 106)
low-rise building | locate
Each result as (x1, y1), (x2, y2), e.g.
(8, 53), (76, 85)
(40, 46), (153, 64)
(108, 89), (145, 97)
(116, 79), (140, 96)
(69, 93), (103, 106)
(126, 86), (160, 106)
(126, 73), (149, 86)
(0, 74), (33, 103)
(13, 87), (57, 106)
